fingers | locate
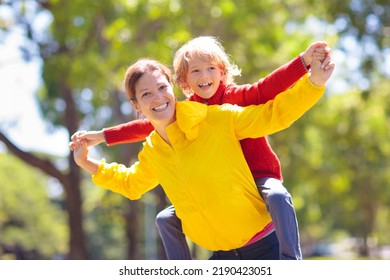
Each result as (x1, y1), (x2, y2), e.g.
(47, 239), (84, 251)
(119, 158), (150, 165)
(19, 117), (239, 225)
(71, 130), (87, 142)
(309, 58), (322, 72)
(69, 141), (76, 151)
(302, 41), (331, 66)
(69, 130), (87, 151)
(69, 130), (88, 151)
(320, 56), (331, 69)
(324, 59), (336, 73)
(309, 41), (328, 49)
(320, 56), (335, 70)
(69, 139), (88, 152)
(313, 46), (331, 62)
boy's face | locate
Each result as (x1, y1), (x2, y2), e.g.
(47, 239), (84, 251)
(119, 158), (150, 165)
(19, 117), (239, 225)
(185, 55), (225, 99)
(133, 70), (176, 127)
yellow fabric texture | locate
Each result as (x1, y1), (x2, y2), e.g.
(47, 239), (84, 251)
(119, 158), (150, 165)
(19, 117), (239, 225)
(92, 74), (325, 250)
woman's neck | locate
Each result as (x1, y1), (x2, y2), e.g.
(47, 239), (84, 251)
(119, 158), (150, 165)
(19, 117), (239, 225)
(151, 120), (174, 145)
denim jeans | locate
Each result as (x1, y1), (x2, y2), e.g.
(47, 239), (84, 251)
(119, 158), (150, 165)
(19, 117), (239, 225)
(155, 205), (192, 260)
(255, 177), (302, 260)
(209, 231), (279, 260)
(155, 178), (302, 260)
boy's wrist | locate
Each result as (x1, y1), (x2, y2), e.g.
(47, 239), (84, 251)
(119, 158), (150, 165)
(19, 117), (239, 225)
(300, 54), (310, 71)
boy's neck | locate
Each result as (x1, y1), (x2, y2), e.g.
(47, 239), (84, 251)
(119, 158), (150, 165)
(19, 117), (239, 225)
(191, 82), (226, 105)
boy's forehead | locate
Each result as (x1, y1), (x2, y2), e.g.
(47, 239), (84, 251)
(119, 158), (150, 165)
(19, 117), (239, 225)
(187, 53), (216, 66)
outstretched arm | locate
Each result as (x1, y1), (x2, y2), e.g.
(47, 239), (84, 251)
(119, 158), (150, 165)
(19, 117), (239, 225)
(103, 118), (154, 146)
(70, 130), (105, 147)
(308, 56), (335, 86)
(70, 118), (155, 148)
(70, 140), (99, 175)
(225, 41), (330, 106)
(233, 55), (335, 140)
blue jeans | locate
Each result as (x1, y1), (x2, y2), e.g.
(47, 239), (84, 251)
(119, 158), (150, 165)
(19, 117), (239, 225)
(155, 178), (302, 260)
(209, 231), (279, 260)
(155, 205), (192, 260)
(255, 177), (302, 260)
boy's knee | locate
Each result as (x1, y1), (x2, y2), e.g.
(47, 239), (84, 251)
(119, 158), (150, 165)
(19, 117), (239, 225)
(267, 190), (290, 204)
(266, 183), (291, 203)
(155, 209), (170, 228)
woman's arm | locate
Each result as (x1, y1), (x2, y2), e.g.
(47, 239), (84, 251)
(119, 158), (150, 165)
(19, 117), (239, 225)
(232, 57), (335, 139)
(224, 41), (330, 106)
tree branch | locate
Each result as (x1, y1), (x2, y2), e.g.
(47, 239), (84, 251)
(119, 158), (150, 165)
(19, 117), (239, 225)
(0, 131), (67, 184)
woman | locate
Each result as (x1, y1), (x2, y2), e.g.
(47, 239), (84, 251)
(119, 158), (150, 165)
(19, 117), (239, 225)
(70, 57), (334, 259)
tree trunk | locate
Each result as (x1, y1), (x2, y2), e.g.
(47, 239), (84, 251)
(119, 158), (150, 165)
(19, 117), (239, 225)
(0, 131), (87, 259)
(63, 156), (87, 259)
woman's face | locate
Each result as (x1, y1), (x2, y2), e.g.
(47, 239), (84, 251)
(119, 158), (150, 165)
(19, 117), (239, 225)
(133, 70), (176, 127)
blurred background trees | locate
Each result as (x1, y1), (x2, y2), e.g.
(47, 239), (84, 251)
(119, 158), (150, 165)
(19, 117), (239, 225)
(0, 0), (389, 259)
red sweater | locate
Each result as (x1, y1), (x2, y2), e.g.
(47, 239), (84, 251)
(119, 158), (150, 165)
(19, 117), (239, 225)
(104, 55), (308, 180)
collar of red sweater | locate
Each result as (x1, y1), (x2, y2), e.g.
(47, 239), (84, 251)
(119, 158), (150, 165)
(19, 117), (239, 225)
(189, 82), (227, 105)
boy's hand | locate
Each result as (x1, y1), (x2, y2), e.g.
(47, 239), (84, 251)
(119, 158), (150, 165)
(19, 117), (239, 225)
(302, 41), (331, 67)
(309, 56), (335, 86)
(70, 130), (105, 149)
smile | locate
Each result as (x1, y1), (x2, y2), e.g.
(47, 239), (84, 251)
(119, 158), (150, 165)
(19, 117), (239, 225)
(153, 102), (169, 112)
(199, 82), (212, 88)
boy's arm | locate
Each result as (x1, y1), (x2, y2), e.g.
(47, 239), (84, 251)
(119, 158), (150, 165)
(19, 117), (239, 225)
(233, 56), (335, 139)
(70, 119), (155, 148)
(225, 41), (329, 106)
(103, 118), (155, 146)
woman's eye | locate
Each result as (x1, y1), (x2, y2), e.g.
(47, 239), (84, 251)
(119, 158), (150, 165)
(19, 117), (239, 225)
(142, 92), (150, 98)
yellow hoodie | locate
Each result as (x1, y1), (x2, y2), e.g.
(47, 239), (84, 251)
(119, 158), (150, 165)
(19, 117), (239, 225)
(92, 74), (325, 251)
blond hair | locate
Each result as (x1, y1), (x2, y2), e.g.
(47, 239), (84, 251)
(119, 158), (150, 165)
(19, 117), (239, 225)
(173, 36), (241, 96)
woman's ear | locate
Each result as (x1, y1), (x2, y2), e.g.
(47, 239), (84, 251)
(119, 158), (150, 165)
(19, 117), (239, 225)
(130, 99), (142, 115)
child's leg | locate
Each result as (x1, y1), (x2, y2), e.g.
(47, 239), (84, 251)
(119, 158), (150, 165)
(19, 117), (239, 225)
(155, 205), (192, 260)
(255, 177), (302, 260)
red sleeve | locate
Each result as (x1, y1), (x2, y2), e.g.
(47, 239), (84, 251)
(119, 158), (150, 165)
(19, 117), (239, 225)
(103, 118), (154, 146)
(223, 55), (307, 106)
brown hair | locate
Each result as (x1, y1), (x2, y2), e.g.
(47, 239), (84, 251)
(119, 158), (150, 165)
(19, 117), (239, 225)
(124, 58), (173, 101)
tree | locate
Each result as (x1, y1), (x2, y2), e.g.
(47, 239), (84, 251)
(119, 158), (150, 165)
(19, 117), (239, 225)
(1, 0), (389, 259)
(270, 80), (390, 257)
(0, 152), (67, 259)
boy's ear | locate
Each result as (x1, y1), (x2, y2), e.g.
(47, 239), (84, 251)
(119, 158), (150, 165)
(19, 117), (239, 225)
(220, 69), (227, 83)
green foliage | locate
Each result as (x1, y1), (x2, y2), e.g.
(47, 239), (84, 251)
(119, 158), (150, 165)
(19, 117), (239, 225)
(0, 153), (67, 259)
(1, 0), (389, 259)
(82, 180), (127, 259)
(270, 81), (390, 249)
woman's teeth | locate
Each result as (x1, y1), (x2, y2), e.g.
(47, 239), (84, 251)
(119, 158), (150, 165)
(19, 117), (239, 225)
(153, 103), (168, 111)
